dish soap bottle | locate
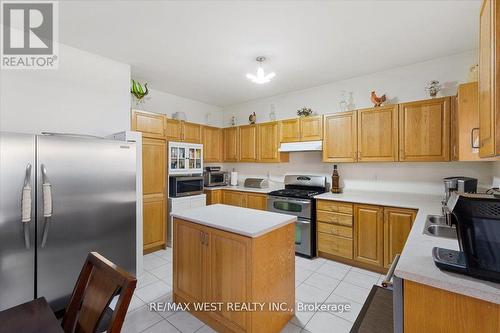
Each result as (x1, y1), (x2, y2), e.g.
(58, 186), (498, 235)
(331, 165), (341, 193)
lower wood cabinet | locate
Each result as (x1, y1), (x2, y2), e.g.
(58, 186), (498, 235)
(219, 190), (267, 210)
(383, 207), (417, 268)
(204, 189), (223, 205)
(143, 195), (166, 253)
(246, 193), (267, 210)
(173, 218), (294, 333)
(354, 204), (384, 267)
(222, 191), (247, 208)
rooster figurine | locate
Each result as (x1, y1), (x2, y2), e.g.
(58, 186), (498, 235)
(249, 112), (256, 124)
(370, 91), (386, 107)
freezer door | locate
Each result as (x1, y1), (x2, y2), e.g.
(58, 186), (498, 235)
(0, 132), (36, 311)
(36, 134), (136, 311)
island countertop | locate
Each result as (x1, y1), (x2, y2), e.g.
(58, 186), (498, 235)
(171, 204), (297, 238)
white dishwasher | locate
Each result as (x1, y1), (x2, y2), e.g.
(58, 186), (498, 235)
(167, 194), (206, 246)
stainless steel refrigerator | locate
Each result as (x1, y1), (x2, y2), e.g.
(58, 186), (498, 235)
(0, 132), (136, 312)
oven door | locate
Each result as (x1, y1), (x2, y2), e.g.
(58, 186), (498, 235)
(267, 196), (311, 220)
(169, 176), (204, 197)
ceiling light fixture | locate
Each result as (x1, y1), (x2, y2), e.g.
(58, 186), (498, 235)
(246, 56), (275, 84)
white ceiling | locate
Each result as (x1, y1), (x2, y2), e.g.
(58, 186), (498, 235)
(59, 0), (480, 107)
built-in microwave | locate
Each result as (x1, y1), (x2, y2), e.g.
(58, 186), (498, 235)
(169, 175), (204, 197)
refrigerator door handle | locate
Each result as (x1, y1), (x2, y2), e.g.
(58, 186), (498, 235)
(21, 163), (32, 249)
(41, 164), (53, 248)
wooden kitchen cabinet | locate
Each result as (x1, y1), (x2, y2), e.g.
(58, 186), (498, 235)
(223, 127), (239, 162)
(398, 97), (450, 161)
(246, 193), (267, 210)
(165, 118), (182, 141)
(205, 189), (223, 205)
(354, 204), (384, 267)
(222, 191), (247, 207)
(239, 125), (258, 162)
(279, 118), (301, 142)
(257, 121), (289, 162)
(323, 111), (357, 162)
(182, 121), (202, 143)
(316, 200), (354, 260)
(202, 126), (223, 162)
(479, 0), (499, 157)
(357, 105), (398, 162)
(142, 138), (166, 253)
(383, 207), (416, 268)
(279, 116), (322, 143)
(131, 110), (165, 138)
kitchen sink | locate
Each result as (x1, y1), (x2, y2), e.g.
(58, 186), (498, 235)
(423, 215), (457, 239)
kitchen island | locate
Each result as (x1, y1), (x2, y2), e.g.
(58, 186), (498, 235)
(171, 204), (296, 333)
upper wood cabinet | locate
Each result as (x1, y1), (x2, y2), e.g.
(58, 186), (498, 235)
(383, 207), (416, 268)
(357, 105), (398, 162)
(182, 122), (202, 143)
(239, 125), (258, 162)
(165, 118), (182, 141)
(323, 111), (357, 162)
(257, 121), (289, 162)
(202, 126), (223, 162)
(131, 110), (165, 138)
(451, 82), (483, 161)
(398, 97), (450, 162)
(279, 118), (301, 142)
(354, 204), (383, 267)
(479, 0), (499, 157)
(142, 138), (166, 195)
(279, 116), (323, 143)
(223, 127), (239, 162)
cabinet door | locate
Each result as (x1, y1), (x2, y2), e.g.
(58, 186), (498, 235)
(455, 82), (482, 161)
(205, 190), (222, 205)
(479, 0), (496, 157)
(183, 122), (202, 143)
(223, 127), (239, 162)
(239, 125), (258, 162)
(323, 111), (357, 162)
(143, 196), (166, 251)
(279, 118), (300, 143)
(383, 207), (416, 268)
(165, 118), (182, 141)
(202, 126), (222, 162)
(208, 228), (251, 331)
(246, 193), (267, 210)
(399, 97), (450, 161)
(300, 116), (323, 141)
(358, 105), (398, 161)
(131, 110), (165, 138)
(173, 219), (207, 303)
(354, 204), (383, 267)
(222, 191), (247, 207)
(257, 121), (281, 162)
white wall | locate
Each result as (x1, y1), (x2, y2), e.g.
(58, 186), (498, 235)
(0, 43), (131, 136)
(222, 50), (477, 125)
(132, 88), (224, 127)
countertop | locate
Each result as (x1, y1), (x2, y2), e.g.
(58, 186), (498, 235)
(171, 204), (296, 238)
(314, 190), (500, 305)
(203, 184), (284, 194)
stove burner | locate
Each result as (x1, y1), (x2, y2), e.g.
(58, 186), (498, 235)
(268, 188), (322, 199)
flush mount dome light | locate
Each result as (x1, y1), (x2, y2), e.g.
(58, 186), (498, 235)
(246, 56), (275, 84)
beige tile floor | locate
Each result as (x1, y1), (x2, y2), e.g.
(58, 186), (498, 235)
(122, 248), (386, 333)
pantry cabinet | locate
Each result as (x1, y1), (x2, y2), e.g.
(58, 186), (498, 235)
(239, 125), (258, 162)
(323, 111), (357, 162)
(202, 126), (223, 162)
(279, 116), (322, 143)
(398, 97), (450, 161)
(142, 138), (167, 253)
(357, 105), (398, 162)
(383, 207), (416, 268)
(354, 204), (384, 267)
(257, 121), (289, 162)
(165, 118), (182, 141)
(479, 0), (499, 157)
(223, 127), (239, 162)
(131, 110), (165, 138)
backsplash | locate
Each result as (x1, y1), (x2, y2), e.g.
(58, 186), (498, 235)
(213, 151), (496, 195)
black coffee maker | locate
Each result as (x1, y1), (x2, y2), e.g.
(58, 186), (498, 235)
(433, 193), (500, 282)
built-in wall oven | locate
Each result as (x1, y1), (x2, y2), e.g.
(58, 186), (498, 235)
(169, 175), (204, 197)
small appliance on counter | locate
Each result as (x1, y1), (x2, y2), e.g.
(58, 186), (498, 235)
(203, 166), (229, 187)
(169, 175), (204, 197)
(432, 193), (500, 282)
(442, 176), (478, 225)
(244, 178), (269, 189)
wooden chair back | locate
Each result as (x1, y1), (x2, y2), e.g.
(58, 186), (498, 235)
(61, 252), (137, 333)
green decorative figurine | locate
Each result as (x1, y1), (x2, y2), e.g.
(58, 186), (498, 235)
(131, 79), (149, 101)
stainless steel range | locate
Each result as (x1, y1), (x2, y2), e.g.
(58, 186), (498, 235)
(267, 175), (327, 257)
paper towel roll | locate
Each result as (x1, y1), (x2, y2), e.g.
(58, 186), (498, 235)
(230, 171), (238, 186)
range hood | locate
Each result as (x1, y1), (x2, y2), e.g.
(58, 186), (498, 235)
(278, 140), (323, 152)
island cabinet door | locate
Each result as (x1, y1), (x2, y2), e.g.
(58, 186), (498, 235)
(173, 219), (208, 304)
(383, 207), (416, 268)
(354, 204), (384, 267)
(207, 228), (251, 332)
